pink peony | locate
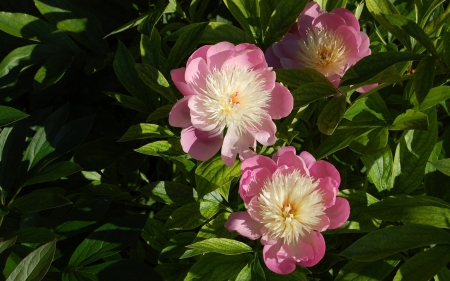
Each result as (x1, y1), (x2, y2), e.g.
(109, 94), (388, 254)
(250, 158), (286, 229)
(265, 2), (375, 92)
(169, 42), (293, 166)
(225, 147), (350, 274)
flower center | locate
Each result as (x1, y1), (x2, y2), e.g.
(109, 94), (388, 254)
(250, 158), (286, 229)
(298, 28), (349, 77)
(257, 170), (324, 244)
(196, 64), (271, 136)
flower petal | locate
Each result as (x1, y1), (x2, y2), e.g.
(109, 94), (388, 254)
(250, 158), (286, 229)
(331, 8), (360, 31)
(180, 126), (223, 161)
(241, 155), (277, 174)
(267, 83), (294, 119)
(282, 239), (314, 263)
(313, 13), (346, 31)
(206, 41), (235, 70)
(263, 242), (297, 274)
(309, 160), (341, 186)
(250, 114), (277, 146)
(169, 96), (192, 128)
(325, 197), (350, 229)
(225, 47), (267, 70)
(224, 211), (263, 240)
(221, 129), (256, 166)
(240, 167), (272, 204)
(185, 57), (208, 92)
(276, 152), (309, 176)
(171, 68), (195, 96)
(272, 146), (297, 163)
(298, 151), (316, 169)
(298, 2), (324, 39)
(298, 232), (326, 267)
(265, 46), (283, 69)
(187, 45), (210, 65)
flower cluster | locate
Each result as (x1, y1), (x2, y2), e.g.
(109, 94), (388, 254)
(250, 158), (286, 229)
(225, 147), (349, 274)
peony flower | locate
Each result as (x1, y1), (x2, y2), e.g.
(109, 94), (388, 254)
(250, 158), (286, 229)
(265, 2), (375, 92)
(169, 42), (293, 166)
(224, 147), (350, 274)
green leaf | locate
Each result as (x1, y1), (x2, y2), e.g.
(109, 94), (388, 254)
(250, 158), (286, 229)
(344, 92), (392, 123)
(389, 109), (429, 131)
(340, 52), (423, 87)
(340, 224), (450, 261)
(442, 30), (450, 67)
(141, 29), (163, 69)
(361, 146), (393, 192)
(141, 217), (175, 252)
(135, 63), (178, 103)
(365, 0), (412, 50)
(135, 139), (184, 157)
(429, 158), (450, 176)
(103, 91), (150, 113)
(384, 14), (440, 59)
(365, 195), (450, 228)
(34, 0), (109, 54)
(33, 52), (73, 91)
(139, 1), (167, 39)
(0, 106), (29, 127)
(201, 22), (247, 44)
(0, 119), (27, 193)
(146, 104), (173, 122)
(185, 252), (252, 281)
(292, 82), (338, 108)
(263, 0), (308, 48)
(391, 107), (437, 194)
(0, 44), (61, 88)
(164, 201), (221, 230)
(12, 227), (57, 244)
(10, 191), (72, 213)
(68, 214), (147, 268)
(349, 126), (389, 155)
(394, 246), (450, 281)
(223, 0), (260, 44)
(336, 258), (401, 281)
(274, 68), (333, 89)
(318, 94), (346, 135)
(419, 86), (450, 111)
(105, 12), (150, 38)
(23, 161), (81, 186)
(263, 267), (308, 281)
(70, 259), (163, 281)
(424, 4), (450, 35)
(414, 56), (435, 105)
(5, 239), (56, 281)
(160, 232), (196, 260)
(187, 238), (252, 256)
(0, 12), (79, 53)
(155, 264), (191, 281)
(195, 155), (241, 198)
(165, 22), (208, 72)
(0, 237), (16, 254)
(113, 41), (153, 109)
(139, 181), (197, 205)
(119, 124), (175, 142)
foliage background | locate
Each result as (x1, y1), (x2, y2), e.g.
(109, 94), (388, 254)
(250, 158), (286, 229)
(0, 0), (449, 280)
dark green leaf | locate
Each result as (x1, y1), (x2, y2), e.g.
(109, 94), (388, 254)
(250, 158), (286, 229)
(344, 92), (392, 123)
(274, 68), (333, 89)
(164, 201), (221, 230)
(318, 94), (346, 135)
(195, 155), (241, 198)
(389, 109), (428, 131)
(424, 5), (450, 35)
(201, 22), (247, 44)
(33, 52), (73, 91)
(68, 214), (147, 268)
(365, 195), (450, 228)
(292, 82), (338, 108)
(13, 227), (57, 243)
(141, 217), (175, 252)
(361, 146), (393, 192)
(0, 106), (28, 127)
(160, 232), (196, 259)
(146, 104), (173, 122)
(23, 161), (81, 186)
(140, 30), (163, 69)
(135, 139), (184, 157)
(0, 237), (16, 254)
(419, 86), (450, 111)
(187, 238), (252, 256)
(349, 126), (389, 155)
(139, 181), (197, 205)
(185, 252), (252, 281)
(414, 55), (435, 105)
(5, 239), (56, 281)
(165, 22), (208, 72)
(103, 91), (150, 113)
(105, 12), (150, 38)
(340, 224), (450, 261)
(135, 63), (178, 103)
(10, 191), (72, 213)
(222, 0), (259, 44)
(155, 264), (191, 281)
(0, 12), (79, 53)
(430, 158), (450, 176)
(119, 124), (175, 142)
(340, 52), (423, 87)
(336, 258), (400, 281)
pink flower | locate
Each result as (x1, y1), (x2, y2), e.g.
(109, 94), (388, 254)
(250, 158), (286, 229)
(225, 147), (350, 274)
(265, 2), (375, 92)
(169, 42), (293, 166)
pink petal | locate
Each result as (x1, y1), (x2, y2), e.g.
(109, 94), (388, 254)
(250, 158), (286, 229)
(241, 155), (277, 174)
(298, 232), (326, 267)
(240, 167), (272, 204)
(316, 177), (338, 208)
(187, 45), (211, 65)
(325, 197), (350, 229)
(188, 96), (218, 132)
(267, 82), (294, 119)
(356, 83), (378, 93)
(247, 196), (264, 222)
(282, 239), (314, 263)
(331, 8), (360, 31)
(168, 96), (192, 128)
(298, 2), (324, 39)
(224, 211), (262, 240)
(185, 57), (208, 92)
(272, 146), (297, 163)
(335, 25), (361, 66)
(252, 68), (275, 92)
(314, 214), (331, 232)
(206, 41), (235, 71)
(250, 114), (277, 146)
(171, 68), (195, 96)
(299, 151), (316, 169)
(263, 242), (297, 274)
(225, 48), (267, 70)
(358, 32), (371, 57)
(272, 35), (302, 61)
(221, 129), (256, 167)
(276, 152), (309, 176)
(313, 13), (346, 31)
(180, 126), (223, 161)
(309, 160), (341, 186)
(265, 46), (283, 69)
(280, 57), (302, 68)
(239, 149), (257, 161)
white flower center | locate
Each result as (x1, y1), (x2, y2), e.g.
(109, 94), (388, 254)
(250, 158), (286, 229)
(298, 28), (349, 77)
(257, 170), (324, 244)
(196, 64), (271, 136)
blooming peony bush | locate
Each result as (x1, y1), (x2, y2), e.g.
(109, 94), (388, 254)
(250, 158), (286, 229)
(225, 147), (349, 274)
(169, 42), (293, 166)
